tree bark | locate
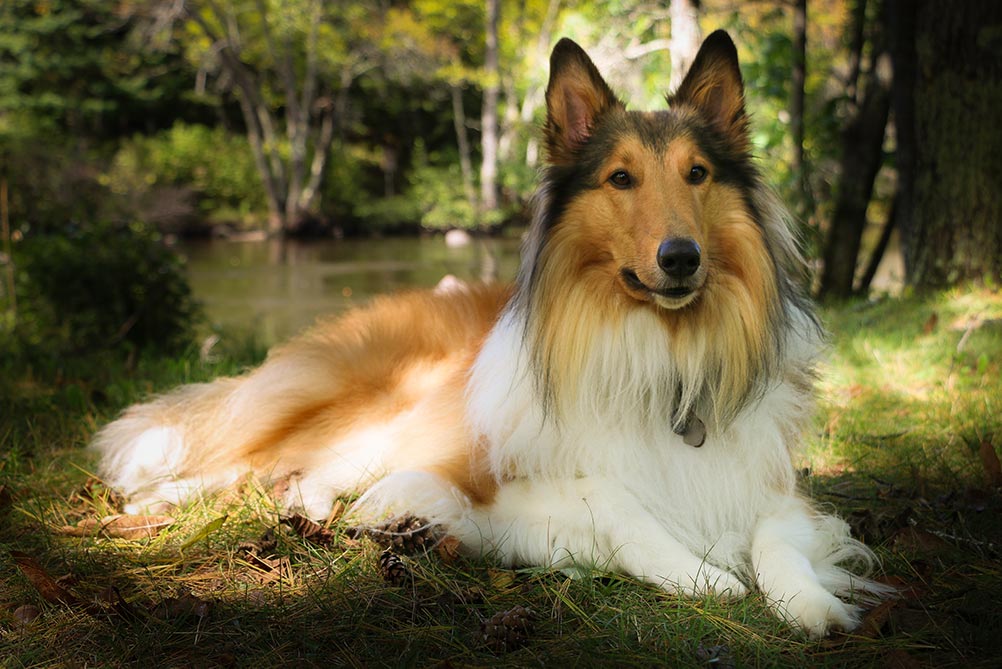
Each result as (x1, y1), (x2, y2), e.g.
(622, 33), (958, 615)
(669, 0), (701, 91)
(790, 0), (809, 216)
(452, 86), (478, 214)
(818, 7), (892, 300)
(899, 0), (1002, 287)
(479, 0), (501, 225)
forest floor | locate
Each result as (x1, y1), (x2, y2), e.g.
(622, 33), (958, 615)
(2, 286), (1001, 668)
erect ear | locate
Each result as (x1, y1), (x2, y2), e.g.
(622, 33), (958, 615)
(668, 30), (748, 146)
(544, 38), (623, 164)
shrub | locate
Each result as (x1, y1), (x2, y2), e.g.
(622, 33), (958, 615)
(14, 221), (199, 355)
(107, 123), (265, 228)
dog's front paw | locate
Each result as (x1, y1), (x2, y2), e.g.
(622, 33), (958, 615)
(772, 586), (859, 638)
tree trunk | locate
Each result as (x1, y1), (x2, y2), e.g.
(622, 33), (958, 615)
(669, 0), (701, 91)
(451, 85), (478, 214)
(818, 8), (893, 300)
(790, 0), (809, 216)
(479, 0), (501, 225)
(899, 0), (1002, 287)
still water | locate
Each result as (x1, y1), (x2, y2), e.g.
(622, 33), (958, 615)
(177, 236), (523, 345)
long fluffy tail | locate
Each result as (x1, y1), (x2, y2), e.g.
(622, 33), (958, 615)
(92, 342), (354, 513)
(92, 282), (510, 516)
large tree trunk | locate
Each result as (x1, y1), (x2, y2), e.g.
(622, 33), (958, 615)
(479, 0), (501, 226)
(818, 6), (892, 300)
(669, 0), (701, 91)
(898, 0), (1002, 287)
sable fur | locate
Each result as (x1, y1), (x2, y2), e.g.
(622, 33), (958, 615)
(93, 30), (891, 637)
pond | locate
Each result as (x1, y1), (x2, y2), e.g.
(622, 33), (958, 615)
(177, 235), (524, 345)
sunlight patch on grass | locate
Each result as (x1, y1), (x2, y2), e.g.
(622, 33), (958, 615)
(807, 286), (1002, 483)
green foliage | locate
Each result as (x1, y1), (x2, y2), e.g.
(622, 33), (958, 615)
(108, 123), (265, 226)
(354, 143), (479, 231)
(12, 222), (199, 356)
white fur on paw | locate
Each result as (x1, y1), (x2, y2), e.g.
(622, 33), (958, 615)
(775, 587), (858, 638)
(663, 566), (748, 600)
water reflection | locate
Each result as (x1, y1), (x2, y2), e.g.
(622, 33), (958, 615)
(178, 236), (523, 345)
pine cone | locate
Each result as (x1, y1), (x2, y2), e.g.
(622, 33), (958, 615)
(480, 605), (535, 652)
(365, 513), (440, 554)
(379, 549), (412, 587)
(280, 514), (335, 546)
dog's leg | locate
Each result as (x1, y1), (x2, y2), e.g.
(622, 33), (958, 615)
(751, 499), (859, 637)
(459, 478), (747, 598)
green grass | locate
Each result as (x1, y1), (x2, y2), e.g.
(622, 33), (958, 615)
(2, 287), (1001, 667)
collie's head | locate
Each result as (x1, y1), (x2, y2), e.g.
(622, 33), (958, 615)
(516, 31), (817, 430)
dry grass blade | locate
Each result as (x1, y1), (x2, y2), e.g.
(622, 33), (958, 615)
(59, 514), (175, 540)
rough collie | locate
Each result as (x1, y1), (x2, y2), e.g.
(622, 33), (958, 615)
(94, 31), (889, 636)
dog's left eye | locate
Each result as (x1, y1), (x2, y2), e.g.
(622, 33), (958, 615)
(687, 165), (709, 184)
(608, 170), (633, 189)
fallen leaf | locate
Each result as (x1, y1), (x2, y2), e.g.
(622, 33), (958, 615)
(11, 552), (78, 605)
(858, 599), (897, 638)
(60, 514), (175, 540)
(978, 440), (1002, 487)
(891, 527), (951, 553)
(150, 592), (211, 621)
(13, 604), (41, 627)
(435, 534), (462, 564)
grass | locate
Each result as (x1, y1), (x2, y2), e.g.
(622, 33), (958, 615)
(2, 286), (1001, 667)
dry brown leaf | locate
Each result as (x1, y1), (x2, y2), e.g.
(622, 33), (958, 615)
(978, 440), (1002, 487)
(891, 527), (951, 553)
(59, 514), (175, 540)
(12, 604), (41, 627)
(150, 591), (211, 621)
(858, 599), (896, 638)
(435, 534), (462, 564)
(11, 552), (78, 605)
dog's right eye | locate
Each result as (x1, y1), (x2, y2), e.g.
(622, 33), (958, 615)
(608, 170), (633, 189)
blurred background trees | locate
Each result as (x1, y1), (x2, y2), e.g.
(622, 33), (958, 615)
(0, 0), (999, 355)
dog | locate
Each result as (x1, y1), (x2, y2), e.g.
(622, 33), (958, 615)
(93, 30), (890, 637)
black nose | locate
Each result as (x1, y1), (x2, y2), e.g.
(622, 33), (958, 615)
(657, 238), (701, 279)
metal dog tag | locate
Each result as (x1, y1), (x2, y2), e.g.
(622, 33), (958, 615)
(681, 415), (706, 447)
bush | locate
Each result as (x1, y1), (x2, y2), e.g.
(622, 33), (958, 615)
(108, 123), (265, 229)
(14, 221), (199, 355)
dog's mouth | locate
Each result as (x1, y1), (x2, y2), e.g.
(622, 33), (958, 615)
(619, 268), (700, 309)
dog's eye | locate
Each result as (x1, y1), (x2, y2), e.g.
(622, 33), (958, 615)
(687, 165), (708, 185)
(608, 170), (633, 189)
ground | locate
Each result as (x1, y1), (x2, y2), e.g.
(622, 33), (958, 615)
(1, 287), (1000, 667)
